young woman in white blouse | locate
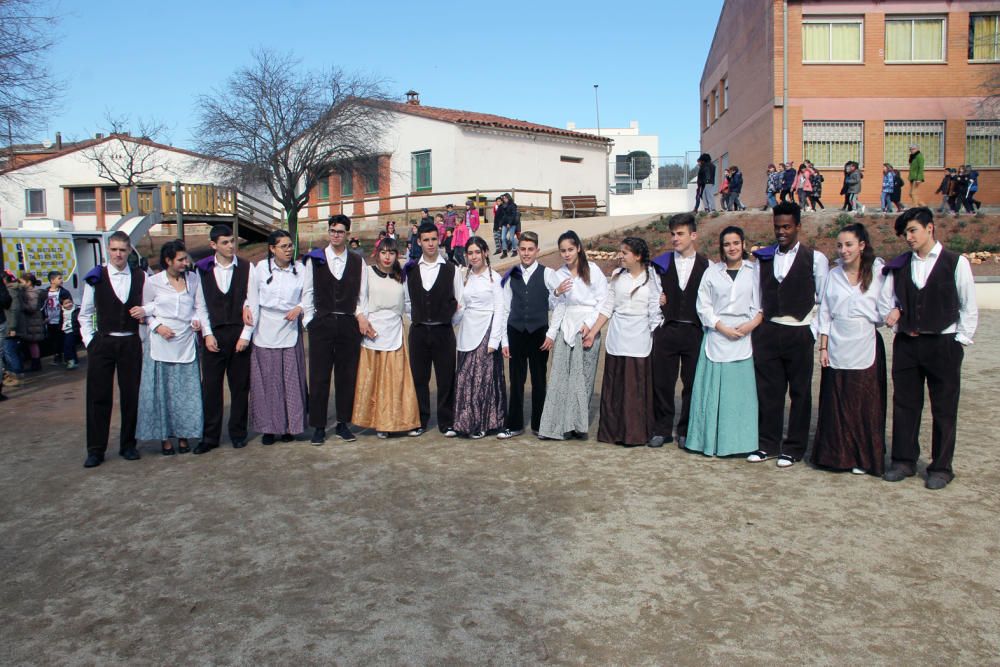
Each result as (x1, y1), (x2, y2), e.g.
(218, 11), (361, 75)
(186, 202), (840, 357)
(684, 226), (763, 457)
(452, 236), (507, 438)
(246, 230), (308, 445)
(585, 237), (663, 446)
(537, 230), (608, 440)
(812, 223), (886, 476)
(351, 237), (420, 438)
(137, 240), (210, 455)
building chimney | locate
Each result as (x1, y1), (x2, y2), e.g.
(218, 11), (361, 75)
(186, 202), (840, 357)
(95, 132), (104, 139)
(405, 90), (420, 105)
(55, 132), (62, 149)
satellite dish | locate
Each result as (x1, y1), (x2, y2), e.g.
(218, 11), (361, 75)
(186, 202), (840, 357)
(41, 138), (53, 148)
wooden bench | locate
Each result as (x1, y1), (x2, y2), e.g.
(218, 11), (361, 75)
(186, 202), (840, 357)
(561, 195), (605, 218)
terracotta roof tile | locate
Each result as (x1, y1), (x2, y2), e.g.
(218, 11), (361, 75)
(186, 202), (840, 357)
(376, 101), (611, 144)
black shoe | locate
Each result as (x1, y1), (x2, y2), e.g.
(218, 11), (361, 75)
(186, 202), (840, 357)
(193, 443), (214, 455)
(280, 433), (295, 442)
(161, 444), (176, 456)
(84, 454), (104, 468)
(647, 435), (669, 448)
(261, 434), (276, 446)
(177, 443), (191, 454)
(335, 422), (356, 442)
(232, 439), (247, 449)
(119, 448), (140, 461)
(311, 428), (326, 445)
(925, 472), (952, 490)
(883, 463), (916, 482)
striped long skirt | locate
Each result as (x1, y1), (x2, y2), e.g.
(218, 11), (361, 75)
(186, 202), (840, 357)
(537, 332), (602, 440)
(249, 339), (308, 436)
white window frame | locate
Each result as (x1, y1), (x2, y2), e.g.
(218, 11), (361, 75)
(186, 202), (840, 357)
(71, 188), (96, 215)
(25, 189), (45, 216)
(966, 120), (1000, 167)
(103, 189), (122, 214)
(884, 15), (947, 64)
(802, 16), (864, 64)
(802, 121), (865, 168)
(723, 78), (729, 110)
(713, 89), (719, 119)
(883, 120), (945, 168)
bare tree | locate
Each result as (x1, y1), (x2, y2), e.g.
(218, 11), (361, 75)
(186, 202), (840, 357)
(81, 112), (172, 186)
(194, 48), (392, 246)
(0, 0), (61, 144)
(977, 64), (1000, 119)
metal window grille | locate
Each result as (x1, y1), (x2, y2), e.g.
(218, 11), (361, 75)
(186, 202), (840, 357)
(802, 121), (864, 168)
(884, 120), (944, 167)
(966, 120), (1000, 167)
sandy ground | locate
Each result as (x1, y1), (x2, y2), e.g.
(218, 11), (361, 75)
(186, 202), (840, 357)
(1, 313), (999, 665)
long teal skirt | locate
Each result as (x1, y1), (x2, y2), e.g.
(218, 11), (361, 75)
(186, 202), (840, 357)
(684, 342), (758, 457)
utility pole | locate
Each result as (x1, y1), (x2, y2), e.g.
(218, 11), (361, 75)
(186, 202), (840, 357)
(593, 84), (601, 136)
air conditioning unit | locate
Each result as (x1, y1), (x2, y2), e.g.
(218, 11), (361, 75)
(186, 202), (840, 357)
(19, 218), (75, 232)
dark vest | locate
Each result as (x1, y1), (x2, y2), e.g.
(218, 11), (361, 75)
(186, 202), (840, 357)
(406, 262), (458, 323)
(507, 265), (549, 332)
(759, 245), (818, 321)
(660, 254), (709, 323)
(892, 249), (960, 333)
(313, 250), (363, 317)
(198, 259), (250, 329)
(94, 267), (144, 335)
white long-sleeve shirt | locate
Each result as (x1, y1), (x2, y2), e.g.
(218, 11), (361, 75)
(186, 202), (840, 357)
(361, 266), (405, 352)
(876, 241), (977, 345)
(197, 255), (253, 341)
(455, 268), (506, 352)
(770, 242), (830, 328)
(697, 260), (760, 362)
(144, 270), (209, 363)
(77, 263), (134, 347)
(599, 267), (663, 357)
(247, 259), (305, 349)
(301, 245), (368, 327)
(546, 265), (608, 346)
(817, 260), (886, 369)
(403, 253), (465, 320)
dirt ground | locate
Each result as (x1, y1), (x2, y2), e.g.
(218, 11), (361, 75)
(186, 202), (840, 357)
(1, 313), (999, 665)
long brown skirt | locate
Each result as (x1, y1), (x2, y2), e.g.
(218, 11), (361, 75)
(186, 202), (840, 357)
(598, 353), (654, 445)
(812, 335), (887, 475)
(351, 345), (421, 433)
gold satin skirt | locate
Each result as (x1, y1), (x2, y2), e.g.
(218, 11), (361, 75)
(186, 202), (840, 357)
(351, 345), (421, 433)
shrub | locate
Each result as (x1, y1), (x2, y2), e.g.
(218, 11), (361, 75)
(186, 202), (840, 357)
(710, 210), (721, 218)
(835, 212), (854, 227)
(649, 216), (671, 232)
(945, 234), (980, 254)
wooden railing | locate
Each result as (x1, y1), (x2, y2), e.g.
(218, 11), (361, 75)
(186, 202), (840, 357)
(121, 183), (239, 216)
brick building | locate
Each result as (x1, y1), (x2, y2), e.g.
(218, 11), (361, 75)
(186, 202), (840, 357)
(700, 0), (1000, 208)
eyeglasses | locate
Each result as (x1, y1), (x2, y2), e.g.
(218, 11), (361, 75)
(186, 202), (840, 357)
(329, 228), (347, 235)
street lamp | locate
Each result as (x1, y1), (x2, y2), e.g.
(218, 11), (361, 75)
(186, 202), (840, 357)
(593, 84), (601, 136)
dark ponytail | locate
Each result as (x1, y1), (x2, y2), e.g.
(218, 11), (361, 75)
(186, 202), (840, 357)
(558, 230), (590, 285)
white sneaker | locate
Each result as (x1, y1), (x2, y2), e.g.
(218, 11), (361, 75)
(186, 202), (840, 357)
(376, 431), (389, 439)
(776, 455), (796, 468)
(851, 467), (865, 475)
(747, 451), (768, 463)
(443, 429), (457, 438)
(496, 429), (523, 440)
(470, 432), (485, 440)
(407, 428), (426, 437)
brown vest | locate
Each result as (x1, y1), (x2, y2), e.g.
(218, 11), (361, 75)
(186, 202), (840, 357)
(313, 250), (363, 317)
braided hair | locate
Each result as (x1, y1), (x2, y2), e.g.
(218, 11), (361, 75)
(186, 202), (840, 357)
(612, 236), (651, 296)
(463, 236), (493, 284)
(265, 230), (296, 285)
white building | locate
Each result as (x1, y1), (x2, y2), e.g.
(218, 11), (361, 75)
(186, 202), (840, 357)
(301, 93), (611, 226)
(566, 120), (659, 194)
(0, 135), (258, 231)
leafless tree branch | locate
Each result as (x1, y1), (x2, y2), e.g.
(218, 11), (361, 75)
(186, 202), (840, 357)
(193, 48), (393, 242)
(0, 0), (62, 144)
(80, 112), (172, 186)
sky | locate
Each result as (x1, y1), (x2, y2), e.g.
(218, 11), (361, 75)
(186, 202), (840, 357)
(42, 0), (724, 158)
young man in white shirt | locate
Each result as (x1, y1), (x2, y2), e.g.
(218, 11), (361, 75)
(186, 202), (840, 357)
(193, 225), (254, 453)
(499, 231), (560, 439)
(750, 201), (830, 468)
(879, 207), (978, 489)
(404, 222), (464, 436)
(302, 214), (369, 445)
(649, 213), (709, 449)
(77, 231), (147, 468)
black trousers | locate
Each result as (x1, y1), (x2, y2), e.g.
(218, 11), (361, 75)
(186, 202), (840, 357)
(47, 323), (64, 359)
(409, 324), (456, 432)
(651, 321), (703, 439)
(201, 325), (251, 445)
(752, 321), (815, 459)
(506, 326), (549, 432)
(890, 334), (963, 477)
(85, 334), (142, 456)
(307, 314), (362, 428)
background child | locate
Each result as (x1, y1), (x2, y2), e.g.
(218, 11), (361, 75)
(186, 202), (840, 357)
(44, 271), (70, 365)
(60, 295), (79, 369)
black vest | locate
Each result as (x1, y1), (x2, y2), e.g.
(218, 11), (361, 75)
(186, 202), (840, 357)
(507, 265), (549, 332)
(759, 246), (818, 321)
(892, 249), (960, 334)
(660, 254), (709, 323)
(198, 259), (250, 329)
(406, 262), (458, 323)
(313, 251), (363, 317)
(95, 267), (144, 335)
